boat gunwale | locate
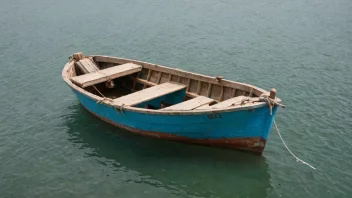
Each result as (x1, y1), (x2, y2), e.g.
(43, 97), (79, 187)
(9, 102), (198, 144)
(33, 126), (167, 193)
(62, 55), (279, 115)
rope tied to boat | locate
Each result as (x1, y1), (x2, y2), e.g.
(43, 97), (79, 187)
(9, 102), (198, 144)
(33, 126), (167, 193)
(91, 85), (114, 106)
(96, 97), (114, 105)
(274, 120), (316, 170)
(259, 90), (314, 169)
(259, 94), (285, 115)
(91, 84), (124, 113)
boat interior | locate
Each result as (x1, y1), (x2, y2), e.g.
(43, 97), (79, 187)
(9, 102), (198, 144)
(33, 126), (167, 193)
(66, 53), (268, 111)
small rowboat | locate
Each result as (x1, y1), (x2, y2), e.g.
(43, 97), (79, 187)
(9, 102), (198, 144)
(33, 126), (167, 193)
(62, 52), (283, 154)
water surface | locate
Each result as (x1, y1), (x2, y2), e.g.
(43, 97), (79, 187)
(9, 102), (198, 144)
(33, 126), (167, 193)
(0, 0), (351, 197)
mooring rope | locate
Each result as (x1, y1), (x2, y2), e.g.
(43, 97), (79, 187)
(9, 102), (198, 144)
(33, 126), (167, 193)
(92, 85), (114, 105)
(92, 85), (105, 98)
(274, 120), (316, 170)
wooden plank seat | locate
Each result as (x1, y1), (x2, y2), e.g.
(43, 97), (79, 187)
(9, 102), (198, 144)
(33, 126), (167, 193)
(75, 58), (99, 74)
(162, 96), (214, 111)
(71, 63), (142, 88)
(196, 96), (247, 109)
(113, 82), (186, 107)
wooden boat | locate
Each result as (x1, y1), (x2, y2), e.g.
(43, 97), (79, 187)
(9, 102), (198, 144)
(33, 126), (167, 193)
(62, 52), (283, 154)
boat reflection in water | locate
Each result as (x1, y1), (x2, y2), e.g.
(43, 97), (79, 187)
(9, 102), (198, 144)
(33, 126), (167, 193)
(64, 103), (273, 198)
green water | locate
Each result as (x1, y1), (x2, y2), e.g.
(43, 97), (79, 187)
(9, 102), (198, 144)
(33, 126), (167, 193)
(1, 0), (351, 197)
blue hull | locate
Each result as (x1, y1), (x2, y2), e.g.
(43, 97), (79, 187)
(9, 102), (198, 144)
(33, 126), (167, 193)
(71, 89), (278, 154)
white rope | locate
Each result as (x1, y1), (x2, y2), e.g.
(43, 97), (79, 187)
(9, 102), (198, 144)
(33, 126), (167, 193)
(274, 120), (316, 170)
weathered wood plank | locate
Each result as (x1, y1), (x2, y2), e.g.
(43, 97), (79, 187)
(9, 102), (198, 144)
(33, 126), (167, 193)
(149, 71), (159, 83)
(196, 81), (201, 94)
(209, 96), (246, 108)
(195, 104), (211, 110)
(71, 63), (142, 88)
(188, 79), (198, 93)
(75, 61), (88, 73)
(195, 96), (247, 109)
(210, 84), (221, 100)
(85, 59), (98, 71)
(133, 78), (198, 99)
(186, 78), (191, 91)
(160, 73), (169, 83)
(113, 82), (186, 106)
(180, 77), (188, 85)
(219, 86), (224, 101)
(93, 55), (267, 96)
(222, 87), (233, 101)
(199, 82), (209, 96)
(168, 74), (172, 82)
(146, 69), (152, 81)
(207, 83), (212, 97)
(171, 75), (179, 82)
(232, 89), (237, 97)
(162, 96), (214, 111)
(156, 72), (162, 84)
(75, 58), (99, 74)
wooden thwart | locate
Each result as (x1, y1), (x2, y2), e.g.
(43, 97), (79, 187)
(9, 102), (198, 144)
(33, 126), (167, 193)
(196, 96), (246, 109)
(195, 104), (211, 110)
(211, 96), (247, 108)
(71, 63), (142, 88)
(113, 82), (186, 107)
(162, 96), (214, 111)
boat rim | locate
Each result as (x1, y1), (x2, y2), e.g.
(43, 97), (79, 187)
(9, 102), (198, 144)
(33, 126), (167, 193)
(62, 55), (280, 115)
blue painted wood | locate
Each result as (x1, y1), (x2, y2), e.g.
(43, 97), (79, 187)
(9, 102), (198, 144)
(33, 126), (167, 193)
(72, 89), (278, 140)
